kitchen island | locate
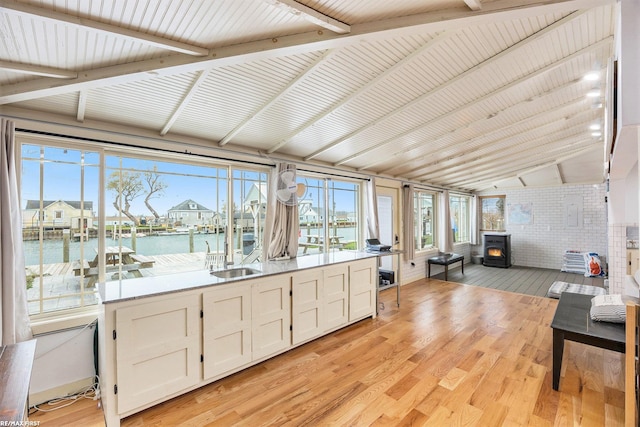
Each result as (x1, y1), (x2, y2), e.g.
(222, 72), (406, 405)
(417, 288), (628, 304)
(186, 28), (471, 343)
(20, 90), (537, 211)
(98, 251), (380, 426)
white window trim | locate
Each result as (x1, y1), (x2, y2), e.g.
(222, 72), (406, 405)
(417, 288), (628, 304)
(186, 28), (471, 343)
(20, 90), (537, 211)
(414, 190), (438, 253)
(30, 307), (99, 335)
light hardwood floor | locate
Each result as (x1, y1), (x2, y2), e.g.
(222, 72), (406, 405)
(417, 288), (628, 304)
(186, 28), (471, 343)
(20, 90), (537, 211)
(30, 278), (625, 426)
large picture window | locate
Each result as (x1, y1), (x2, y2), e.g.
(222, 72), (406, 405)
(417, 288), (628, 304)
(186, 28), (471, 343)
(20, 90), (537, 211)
(22, 144), (100, 317)
(21, 138), (271, 318)
(232, 169), (267, 261)
(104, 154), (230, 278)
(297, 175), (360, 255)
(480, 195), (505, 231)
(414, 190), (437, 250)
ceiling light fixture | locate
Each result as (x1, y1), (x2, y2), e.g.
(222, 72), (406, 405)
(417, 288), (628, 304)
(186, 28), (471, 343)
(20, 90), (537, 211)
(584, 72), (600, 81)
(591, 131), (602, 137)
(589, 124), (601, 130)
(586, 89), (600, 98)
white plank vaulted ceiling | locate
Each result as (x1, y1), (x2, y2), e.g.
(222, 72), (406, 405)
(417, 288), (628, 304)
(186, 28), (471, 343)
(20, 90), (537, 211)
(0, 0), (617, 192)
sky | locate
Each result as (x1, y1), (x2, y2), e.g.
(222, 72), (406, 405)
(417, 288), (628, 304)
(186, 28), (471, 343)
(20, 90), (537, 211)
(21, 144), (359, 218)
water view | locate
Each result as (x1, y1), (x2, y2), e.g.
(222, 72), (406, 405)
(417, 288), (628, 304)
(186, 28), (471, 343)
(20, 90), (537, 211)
(23, 227), (359, 266)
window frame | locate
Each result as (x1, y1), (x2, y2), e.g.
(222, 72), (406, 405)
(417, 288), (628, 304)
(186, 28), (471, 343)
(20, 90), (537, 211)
(479, 195), (506, 232)
(449, 193), (471, 243)
(20, 136), (275, 323)
(20, 138), (103, 323)
(413, 189), (438, 252)
(296, 172), (363, 255)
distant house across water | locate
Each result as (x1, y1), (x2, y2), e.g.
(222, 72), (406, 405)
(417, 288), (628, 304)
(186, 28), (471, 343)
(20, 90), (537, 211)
(168, 199), (220, 229)
(23, 200), (94, 230)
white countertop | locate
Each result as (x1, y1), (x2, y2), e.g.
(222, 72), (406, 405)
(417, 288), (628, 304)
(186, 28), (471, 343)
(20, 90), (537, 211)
(98, 250), (381, 304)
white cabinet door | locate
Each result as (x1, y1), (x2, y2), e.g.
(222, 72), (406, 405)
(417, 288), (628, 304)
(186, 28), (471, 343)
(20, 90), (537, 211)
(349, 259), (376, 321)
(202, 283), (252, 380)
(323, 264), (349, 331)
(252, 276), (291, 360)
(115, 293), (201, 414)
(292, 269), (324, 345)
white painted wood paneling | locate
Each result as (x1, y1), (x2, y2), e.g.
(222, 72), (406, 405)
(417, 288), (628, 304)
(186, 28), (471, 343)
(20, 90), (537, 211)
(1, 0), (618, 191)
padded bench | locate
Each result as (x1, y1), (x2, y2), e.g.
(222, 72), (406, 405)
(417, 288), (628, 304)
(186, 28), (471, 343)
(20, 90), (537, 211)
(546, 281), (606, 299)
(427, 253), (464, 281)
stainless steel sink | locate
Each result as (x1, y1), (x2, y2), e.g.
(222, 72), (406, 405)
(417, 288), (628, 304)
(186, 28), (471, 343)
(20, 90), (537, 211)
(211, 267), (260, 279)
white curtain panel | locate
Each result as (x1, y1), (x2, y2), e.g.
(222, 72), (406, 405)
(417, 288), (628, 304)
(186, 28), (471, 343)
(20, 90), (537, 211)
(438, 190), (454, 254)
(0, 119), (32, 345)
(402, 184), (415, 261)
(470, 195), (479, 245)
(264, 163), (299, 260)
(365, 177), (379, 239)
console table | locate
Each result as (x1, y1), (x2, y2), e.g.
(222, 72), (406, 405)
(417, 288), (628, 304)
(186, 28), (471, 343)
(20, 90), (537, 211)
(550, 292), (625, 391)
(0, 339), (37, 422)
(427, 253), (464, 281)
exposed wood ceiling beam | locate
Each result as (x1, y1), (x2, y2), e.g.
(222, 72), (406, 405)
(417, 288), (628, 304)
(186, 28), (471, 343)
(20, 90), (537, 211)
(160, 69), (211, 136)
(436, 145), (595, 190)
(1, 0), (209, 56)
(381, 87), (600, 176)
(431, 136), (597, 186)
(272, 30), (454, 156)
(466, 145), (600, 189)
(408, 108), (596, 181)
(358, 74), (600, 175)
(0, 0), (613, 105)
(76, 91), (87, 122)
(0, 60), (77, 79)
(263, 0), (351, 34)
(554, 163), (565, 183)
(219, 49), (336, 146)
(347, 39), (610, 172)
(421, 135), (592, 189)
(413, 126), (595, 187)
(378, 76), (602, 176)
(464, 0), (483, 11)
(327, 10), (592, 167)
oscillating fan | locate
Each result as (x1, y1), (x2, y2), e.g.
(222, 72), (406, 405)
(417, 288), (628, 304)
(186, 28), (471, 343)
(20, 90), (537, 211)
(275, 170), (306, 206)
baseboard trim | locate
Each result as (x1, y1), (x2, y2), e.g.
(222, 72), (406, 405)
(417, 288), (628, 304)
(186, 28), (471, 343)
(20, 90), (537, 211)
(30, 376), (97, 407)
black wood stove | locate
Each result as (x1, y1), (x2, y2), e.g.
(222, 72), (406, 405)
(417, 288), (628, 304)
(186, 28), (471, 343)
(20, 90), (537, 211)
(483, 233), (511, 268)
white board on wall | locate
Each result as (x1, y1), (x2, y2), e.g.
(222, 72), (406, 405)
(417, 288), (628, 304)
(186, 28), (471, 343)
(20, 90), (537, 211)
(564, 195), (583, 227)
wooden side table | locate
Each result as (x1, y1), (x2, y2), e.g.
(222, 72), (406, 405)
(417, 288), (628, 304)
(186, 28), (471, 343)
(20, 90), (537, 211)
(550, 292), (625, 391)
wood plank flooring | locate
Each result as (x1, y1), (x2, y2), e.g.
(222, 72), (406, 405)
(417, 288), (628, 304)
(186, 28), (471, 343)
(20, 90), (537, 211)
(30, 279), (624, 426)
(430, 263), (606, 297)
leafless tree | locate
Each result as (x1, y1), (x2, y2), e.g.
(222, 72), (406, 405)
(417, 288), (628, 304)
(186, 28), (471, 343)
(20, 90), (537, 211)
(107, 171), (144, 225)
(143, 166), (167, 220)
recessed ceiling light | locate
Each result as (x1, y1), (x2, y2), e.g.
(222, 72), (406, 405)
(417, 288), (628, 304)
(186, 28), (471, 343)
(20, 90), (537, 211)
(584, 72), (600, 81)
(587, 89), (600, 98)
(589, 124), (601, 130)
(591, 131), (602, 137)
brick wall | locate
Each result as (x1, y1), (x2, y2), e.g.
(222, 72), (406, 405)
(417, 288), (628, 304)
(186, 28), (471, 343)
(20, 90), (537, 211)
(476, 184), (608, 271)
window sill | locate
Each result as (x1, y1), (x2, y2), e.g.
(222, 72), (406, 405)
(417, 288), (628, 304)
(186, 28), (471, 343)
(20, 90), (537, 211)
(30, 308), (99, 336)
